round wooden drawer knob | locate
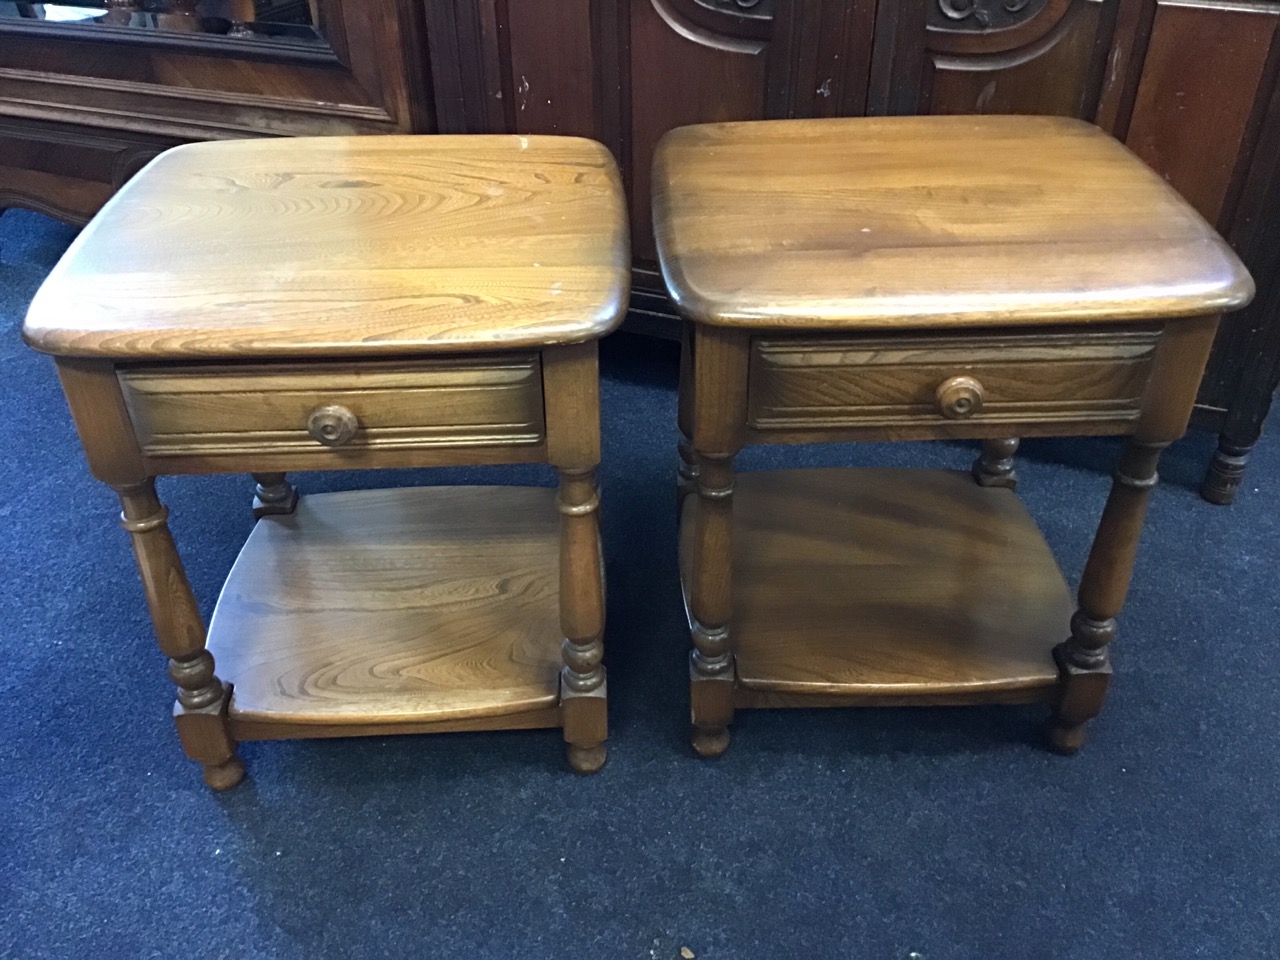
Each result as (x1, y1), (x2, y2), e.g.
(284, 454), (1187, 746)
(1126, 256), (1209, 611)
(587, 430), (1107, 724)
(306, 405), (359, 446)
(935, 375), (985, 420)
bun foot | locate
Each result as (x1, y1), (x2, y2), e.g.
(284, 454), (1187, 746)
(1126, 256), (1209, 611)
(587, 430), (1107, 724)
(567, 743), (607, 774)
(1201, 449), (1248, 505)
(692, 726), (731, 758)
(1048, 720), (1087, 755)
(202, 757), (246, 791)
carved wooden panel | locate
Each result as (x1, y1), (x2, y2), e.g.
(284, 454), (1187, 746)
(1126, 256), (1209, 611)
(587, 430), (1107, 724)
(926, 0), (1115, 117)
(929, 0), (1055, 32)
(869, 0), (1116, 118)
(667, 0), (774, 38)
(697, 0), (775, 17)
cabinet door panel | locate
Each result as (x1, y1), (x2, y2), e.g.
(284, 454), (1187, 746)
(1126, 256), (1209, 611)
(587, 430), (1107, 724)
(629, 0), (770, 259)
(423, 1), (621, 149)
(0, 0), (429, 138)
(1120, 0), (1280, 417)
(1125, 0), (1280, 229)
(873, 0), (1117, 119)
(928, 0), (1109, 115)
(507, 0), (601, 138)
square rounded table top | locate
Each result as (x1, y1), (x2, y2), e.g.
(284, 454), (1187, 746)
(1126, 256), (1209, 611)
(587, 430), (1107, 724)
(24, 135), (629, 360)
(652, 116), (1254, 331)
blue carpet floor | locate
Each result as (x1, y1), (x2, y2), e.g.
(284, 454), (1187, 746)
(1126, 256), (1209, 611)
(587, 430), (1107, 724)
(2, 206), (1278, 959)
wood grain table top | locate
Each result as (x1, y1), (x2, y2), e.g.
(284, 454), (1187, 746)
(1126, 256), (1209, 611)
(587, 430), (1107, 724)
(652, 116), (1253, 330)
(24, 135), (630, 360)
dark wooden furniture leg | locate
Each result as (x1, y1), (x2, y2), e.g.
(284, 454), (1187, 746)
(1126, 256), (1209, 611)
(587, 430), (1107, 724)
(1202, 438), (1253, 506)
(1050, 440), (1164, 753)
(251, 472), (298, 518)
(973, 438), (1020, 489)
(115, 479), (244, 789)
(544, 342), (608, 773)
(1202, 319), (1280, 504)
(1052, 316), (1220, 751)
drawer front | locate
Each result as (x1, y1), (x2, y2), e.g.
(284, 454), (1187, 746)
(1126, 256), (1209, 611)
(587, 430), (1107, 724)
(118, 356), (545, 463)
(748, 328), (1161, 434)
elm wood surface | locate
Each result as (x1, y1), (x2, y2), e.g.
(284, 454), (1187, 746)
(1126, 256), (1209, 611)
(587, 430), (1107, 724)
(652, 115), (1253, 330)
(207, 486), (565, 729)
(661, 117), (1253, 756)
(681, 469), (1073, 702)
(22, 135), (630, 360)
(29, 142), (624, 787)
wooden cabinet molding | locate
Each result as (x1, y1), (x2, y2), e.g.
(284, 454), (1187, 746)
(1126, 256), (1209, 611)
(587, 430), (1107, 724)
(0, 0), (432, 142)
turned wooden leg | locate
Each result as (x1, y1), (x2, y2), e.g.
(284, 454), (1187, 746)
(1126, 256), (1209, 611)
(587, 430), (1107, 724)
(973, 438), (1019, 489)
(116, 480), (244, 790)
(557, 467), (608, 774)
(1201, 262), (1280, 505)
(1050, 440), (1166, 754)
(689, 453), (736, 758)
(252, 472), (298, 518)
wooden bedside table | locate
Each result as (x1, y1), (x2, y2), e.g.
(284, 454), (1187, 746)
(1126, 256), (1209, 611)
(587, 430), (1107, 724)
(654, 116), (1254, 757)
(24, 134), (629, 789)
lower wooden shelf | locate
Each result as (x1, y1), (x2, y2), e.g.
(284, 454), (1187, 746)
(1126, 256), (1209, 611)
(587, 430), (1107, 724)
(206, 486), (565, 741)
(682, 468), (1074, 707)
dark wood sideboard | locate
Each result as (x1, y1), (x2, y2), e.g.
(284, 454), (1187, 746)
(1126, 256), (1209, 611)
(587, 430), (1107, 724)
(2, 0), (1278, 501)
